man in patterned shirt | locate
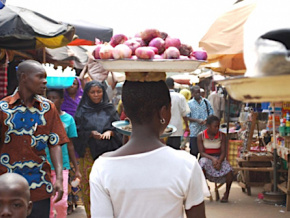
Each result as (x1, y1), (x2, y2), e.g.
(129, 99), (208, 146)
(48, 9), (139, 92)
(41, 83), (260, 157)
(187, 85), (214, 157)
(0, 60), (69, 218)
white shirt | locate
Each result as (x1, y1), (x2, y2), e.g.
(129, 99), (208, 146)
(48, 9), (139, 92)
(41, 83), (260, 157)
(208, 91), (225, 119)
(90, 147), (210, 218)
(169, 90), (190, 136)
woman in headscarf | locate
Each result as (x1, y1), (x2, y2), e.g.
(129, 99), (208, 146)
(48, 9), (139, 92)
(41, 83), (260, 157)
(74, 81), (122, 217)
(61, 77), (83, 117)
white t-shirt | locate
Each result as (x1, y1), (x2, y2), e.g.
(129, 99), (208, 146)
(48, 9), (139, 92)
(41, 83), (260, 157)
(169, 90), (190, 137)
(90, 147), (210, 218)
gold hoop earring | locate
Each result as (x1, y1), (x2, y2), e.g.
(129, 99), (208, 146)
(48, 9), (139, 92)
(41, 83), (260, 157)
(160, 118), (165, 124)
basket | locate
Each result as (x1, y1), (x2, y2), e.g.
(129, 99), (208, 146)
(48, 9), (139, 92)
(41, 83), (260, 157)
(46, 76), (75, 89)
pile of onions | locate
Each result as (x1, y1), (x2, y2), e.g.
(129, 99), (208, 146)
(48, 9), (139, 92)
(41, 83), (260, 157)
(93, 28), (207, 60)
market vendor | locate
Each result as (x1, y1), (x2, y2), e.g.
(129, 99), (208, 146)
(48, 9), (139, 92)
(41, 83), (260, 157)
(197, 115), (234, 203)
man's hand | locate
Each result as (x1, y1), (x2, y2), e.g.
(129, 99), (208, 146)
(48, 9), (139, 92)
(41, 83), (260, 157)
(52, 178), (63, 203)
(198, 119), (206, 125)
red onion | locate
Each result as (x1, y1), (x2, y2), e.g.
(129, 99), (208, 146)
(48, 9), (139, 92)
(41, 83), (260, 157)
(93, 44), (105, 59)
(133, 37), (147, 46)
(140, 29), (161, 43)
(135, 47), (155, 59)
(147, 46), (158, 54)
(149, 37), (165, 54)
(165, 37), (181, 49)
(99, 43), (114, 59)
(191, 48), (207, 60)
(112, 44), (132, 59)
(131, 55), (138, 60)
(160, 32), (168, 40)
(179, 44), (193, 56)
(124, 39), (141, 55)
(110, 34), (128, 47)
(179, 55), (190, 60)
(163, 47), (180, 59)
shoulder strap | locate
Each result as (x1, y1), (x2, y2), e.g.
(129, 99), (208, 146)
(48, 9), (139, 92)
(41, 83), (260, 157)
(204, 99), (210, 116)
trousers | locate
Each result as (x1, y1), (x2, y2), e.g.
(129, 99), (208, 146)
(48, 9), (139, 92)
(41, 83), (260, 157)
(50, 170), (69, 218)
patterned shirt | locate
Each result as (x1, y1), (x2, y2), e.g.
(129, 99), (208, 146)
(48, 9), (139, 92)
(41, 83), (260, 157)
(187, 98), (214, 137)
(0, 89), (69, 202)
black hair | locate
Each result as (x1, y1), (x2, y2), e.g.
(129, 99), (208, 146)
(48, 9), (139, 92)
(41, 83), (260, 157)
(17, 60), (42, 81)
(190, 85), (200, 93)
(46, 88), (64, 99)
(122, 81), (171, 125)
(206, 115), (220, 125)
(165, 77), (174, 89)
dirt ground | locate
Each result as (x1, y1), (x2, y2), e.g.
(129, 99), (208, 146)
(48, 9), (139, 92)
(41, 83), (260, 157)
(68, 181), (289, 218)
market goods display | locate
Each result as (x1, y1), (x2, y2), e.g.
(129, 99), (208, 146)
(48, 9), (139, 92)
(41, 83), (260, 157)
(93, 28), (207, 61)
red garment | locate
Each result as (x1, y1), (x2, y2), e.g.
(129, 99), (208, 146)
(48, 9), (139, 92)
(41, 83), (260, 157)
(0, 54), (8, 99)
(202, 129), (221, 154)
(0, 90), (69, 201)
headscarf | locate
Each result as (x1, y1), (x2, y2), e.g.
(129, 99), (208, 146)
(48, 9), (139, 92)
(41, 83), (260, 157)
(61, 77), (83, 116)
(73, 81), (122, 159)
(75, 80), (110, 115)
(179, 89), (191, 101)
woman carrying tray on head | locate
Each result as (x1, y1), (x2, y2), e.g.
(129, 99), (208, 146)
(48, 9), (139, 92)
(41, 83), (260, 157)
(197, 115), (234, 203)
(90, 73), (210, 218)
(73, 81), (122, 217)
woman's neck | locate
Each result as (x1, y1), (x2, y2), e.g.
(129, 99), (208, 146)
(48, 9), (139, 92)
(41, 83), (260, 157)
(69, 93), (77, 100)
(207, 130), (217, 138)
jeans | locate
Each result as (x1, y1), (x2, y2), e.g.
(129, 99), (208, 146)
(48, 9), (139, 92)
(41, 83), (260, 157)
(190, 137), (199, 157)
(49, 170), (69, 218)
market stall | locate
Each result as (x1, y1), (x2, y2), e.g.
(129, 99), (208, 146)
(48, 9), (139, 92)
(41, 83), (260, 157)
(218, 31), (290, 210)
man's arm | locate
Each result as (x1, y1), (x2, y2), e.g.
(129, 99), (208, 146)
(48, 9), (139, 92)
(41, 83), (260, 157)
(49, 145), (63, 203)
(188, 117), (206, 125)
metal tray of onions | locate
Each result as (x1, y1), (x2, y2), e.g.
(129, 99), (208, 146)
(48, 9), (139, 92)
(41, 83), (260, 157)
(96, 59), (205, 72)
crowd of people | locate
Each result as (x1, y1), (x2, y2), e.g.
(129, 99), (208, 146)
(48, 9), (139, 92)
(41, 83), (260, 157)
(0, 60), (234, 218)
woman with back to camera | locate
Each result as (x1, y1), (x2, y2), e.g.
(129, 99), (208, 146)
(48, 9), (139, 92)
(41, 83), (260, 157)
(197, 115), (233, 203)
(74, 80), (122, 217)
(90, 80), (209, 218)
